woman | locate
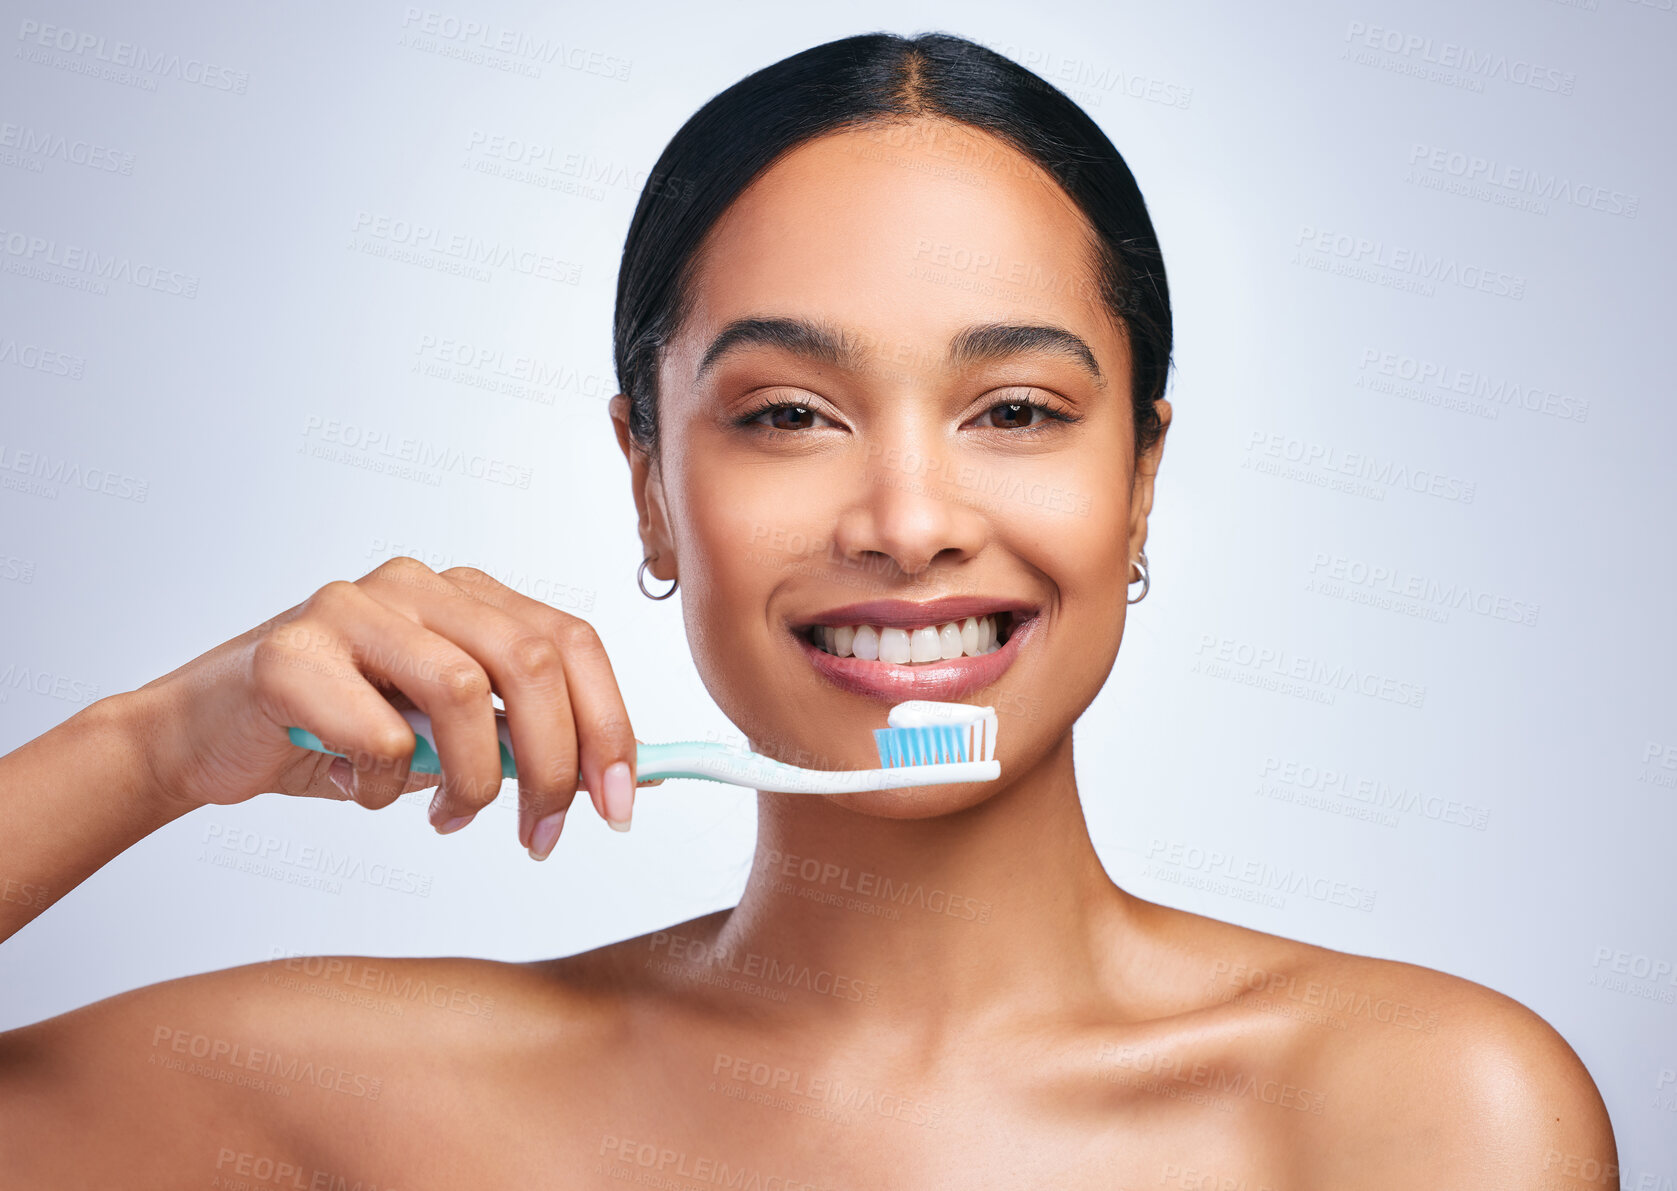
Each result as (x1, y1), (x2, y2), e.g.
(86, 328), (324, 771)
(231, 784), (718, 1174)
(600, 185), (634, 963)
(0, 31), (1615, 1186)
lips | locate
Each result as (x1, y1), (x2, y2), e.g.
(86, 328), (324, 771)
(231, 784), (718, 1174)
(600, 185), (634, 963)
(792, 604), (1041, 701)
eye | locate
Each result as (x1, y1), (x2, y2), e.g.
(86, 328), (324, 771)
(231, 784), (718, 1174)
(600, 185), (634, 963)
(735, 399), (838, 433)
(968, 395), (1081, 433)
(983, 400), (1043, 430)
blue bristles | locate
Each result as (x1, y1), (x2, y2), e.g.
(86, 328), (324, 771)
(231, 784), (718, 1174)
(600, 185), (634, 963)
(873, 723), (968, 768)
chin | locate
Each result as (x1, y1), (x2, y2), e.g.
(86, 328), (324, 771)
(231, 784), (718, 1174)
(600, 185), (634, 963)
(813, 778), (1002, 820)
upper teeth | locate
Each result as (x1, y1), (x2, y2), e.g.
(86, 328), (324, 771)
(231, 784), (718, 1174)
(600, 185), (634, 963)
(811, 614), (1008, 663)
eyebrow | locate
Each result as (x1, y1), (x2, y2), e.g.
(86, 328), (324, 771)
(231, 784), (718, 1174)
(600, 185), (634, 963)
(693, 316), (1107, 390)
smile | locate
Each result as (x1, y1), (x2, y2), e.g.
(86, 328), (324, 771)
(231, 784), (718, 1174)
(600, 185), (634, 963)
(790, 599), (1040, 701)
(802, 611), (1015, 663)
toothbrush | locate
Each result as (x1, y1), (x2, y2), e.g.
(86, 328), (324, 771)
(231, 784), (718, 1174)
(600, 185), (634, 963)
(285, 700), (999, 795)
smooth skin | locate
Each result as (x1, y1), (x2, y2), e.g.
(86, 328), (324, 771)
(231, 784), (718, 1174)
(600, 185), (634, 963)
(0, 118), (1615, 1188)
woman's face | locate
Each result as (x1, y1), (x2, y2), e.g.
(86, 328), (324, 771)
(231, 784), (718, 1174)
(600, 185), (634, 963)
(613, 117), (1168, 818)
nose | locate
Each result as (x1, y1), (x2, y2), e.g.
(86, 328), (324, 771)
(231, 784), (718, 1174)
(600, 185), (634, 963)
(829, 447), (989, 578)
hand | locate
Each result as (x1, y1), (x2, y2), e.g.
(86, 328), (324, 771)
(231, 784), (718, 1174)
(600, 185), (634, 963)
(132, 556), (659, 858)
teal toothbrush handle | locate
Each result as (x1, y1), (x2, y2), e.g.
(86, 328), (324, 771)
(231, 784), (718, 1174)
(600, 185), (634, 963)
(285, 728), (702, 787)
(286, 725), (515, 779)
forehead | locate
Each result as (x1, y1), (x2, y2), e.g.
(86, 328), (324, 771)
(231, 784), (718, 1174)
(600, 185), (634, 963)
(672, 119), (1119, 381)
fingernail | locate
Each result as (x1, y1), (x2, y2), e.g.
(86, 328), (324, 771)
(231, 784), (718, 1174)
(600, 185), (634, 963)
(528, 809), (567, 861)
(603, 761), (633, 831)
(328, 757), (356, 800)
(436, 811), (476, 835)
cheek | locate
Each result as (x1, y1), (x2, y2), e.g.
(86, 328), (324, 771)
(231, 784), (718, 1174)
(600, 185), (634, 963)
(671, 454), (839, 675)
(992, 458), (1129, 582)
(684, 456), (837, 582)
(669, 454), (847, 744)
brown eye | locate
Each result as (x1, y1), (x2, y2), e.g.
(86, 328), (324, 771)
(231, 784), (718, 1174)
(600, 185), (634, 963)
(987, 401), (1039, 429)
(765, 404), (818, 430)
(735, 399), (838, 434)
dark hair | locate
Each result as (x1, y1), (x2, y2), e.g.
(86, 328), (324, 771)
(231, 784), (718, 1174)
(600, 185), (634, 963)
(613, 30), (1172, 464)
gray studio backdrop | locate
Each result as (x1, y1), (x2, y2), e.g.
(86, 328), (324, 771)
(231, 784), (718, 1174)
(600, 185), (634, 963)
(2, 0), (1672, 1177)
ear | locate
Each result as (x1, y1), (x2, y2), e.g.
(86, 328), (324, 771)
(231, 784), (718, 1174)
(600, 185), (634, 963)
(609, 393), (677, 581)
(1127, 397), (1171, 564)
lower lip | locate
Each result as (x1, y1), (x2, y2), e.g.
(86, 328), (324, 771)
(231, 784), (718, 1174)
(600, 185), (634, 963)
(793, 615), (1039, 702)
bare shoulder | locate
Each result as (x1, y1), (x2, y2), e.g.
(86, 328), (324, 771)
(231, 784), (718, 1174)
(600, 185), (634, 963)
(1277, 938), (1616, 1189)
(1132, 900), (1615, 1188)
(0, 950), (525, 1185)
(512, 905), (735, 1006)
(0, 906), (736, 1187)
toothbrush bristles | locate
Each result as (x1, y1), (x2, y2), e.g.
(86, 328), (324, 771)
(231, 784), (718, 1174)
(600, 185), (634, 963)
(873, 723), (971, 768)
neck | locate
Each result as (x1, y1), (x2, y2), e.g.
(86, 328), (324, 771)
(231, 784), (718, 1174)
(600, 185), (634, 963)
(714, 728), (1143, 1047)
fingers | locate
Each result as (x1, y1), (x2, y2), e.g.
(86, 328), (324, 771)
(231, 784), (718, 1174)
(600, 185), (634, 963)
(358, 561), (587, 850)
(429, 567), (641, 838)
(253, 602), (423, 809)
(282, 577), (504, 823)
(271, 556), (649, 862)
